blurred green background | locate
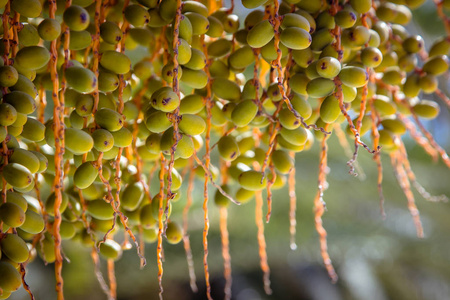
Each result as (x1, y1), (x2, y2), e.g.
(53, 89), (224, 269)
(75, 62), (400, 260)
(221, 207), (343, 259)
(9, 0), (450, 299)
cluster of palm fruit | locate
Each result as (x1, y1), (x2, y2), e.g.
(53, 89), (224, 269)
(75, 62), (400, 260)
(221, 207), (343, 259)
(0, 0), (448, 299)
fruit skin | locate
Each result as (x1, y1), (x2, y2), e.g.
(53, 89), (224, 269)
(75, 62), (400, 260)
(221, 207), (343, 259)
(231, 100), (259, 127)
(65, 66), (97, 93)
(165, 221), (183, 244)
(179, 114), (206, 136)
(0, 66), (18, 87)
(99, 239), (122, 261)
(0, 233), (29, 263)
(280, 27), (312, 50)
(338, 67), (369, 88)
(15, 46), (50, 71)
(247, 20), (274, 48)
(100, 50), (131, 75)
(74, 162), (98, 189)
(239, 170), (267, 191)
(2, 163), (34, 189)
(19, 210), (45, 234)
(63, 5), (90, 31)
(95, 108), (124, 132)
(11, 0), (42, 18)
(218, 135), (240, 161)
(0, 202), (25, 228)
(0, 261), (22, 292)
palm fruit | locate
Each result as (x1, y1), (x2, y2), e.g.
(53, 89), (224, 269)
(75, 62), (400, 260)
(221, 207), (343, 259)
(100, 50), (131, 75)
(180, 67), (208, 89)
(69, 30), (92, 50)
(320, 95), (341, 124)
(402, 35), (425, 54)
(419, 74), (438, 94)
(151, 87), (180, 112)
(121, 181), (144, 211)
(165, 221), (183, 244)
(14, 46), (50, 70)
(0, 261), (22, 292)
(212, 78), (241, 101)
(74, 162), (98, 189)
(238, 170), (266, 191)
(9, 149), (40, 174)
(111, 127), (133, 147)
(422, 55), (450, 76)
(338, 66), (368, 88)
(247, 20), (274, 48)
(95, 108), (124, 132)
(208, 38), (232, 57)
(21, 117), (45, 142)
(163, 168), (182, 191)
(279, 108), (301, 130)
(124, 4), (150, 27)
(11, 0), (42, 17)
(63, 5), (90, 31)
(218, 135), (240, 161)
(306, 78), (335, 98)
(65, 66), (97, 93)
(279, 126), (308, 146)
(412, 100), (440, 119)
(361, 47), (383, 68)
(160, 128), (194, 159)
(18, 23), (40, 47)
(231, 100), (259, 127)
(99, 239), (122, 261)
(0, 66), (18, 87)
(64, 128), (94, 155)
(271, 150), (294, 174)
(38, 18), (61, 41)
(45, 192), (69, 216)
(280, 27), (312, 50)
(0, 202), (25, 228)
(2, 163), (34, 189)
(0, 103), (17, 126)
(180, 94), (204, 114)
(87, 200), (114, 220)
(185, 12), (209, 35)
(179, 114), (206, 136)
(10, 74), (38, 97)
(229, 46), (254, 70)
(145, 110), (172, 133)
(3, 91), (36, 115)
(100, 21), (123, 45)
(0, 233), (29, 263)
(316, 57), (341, 78)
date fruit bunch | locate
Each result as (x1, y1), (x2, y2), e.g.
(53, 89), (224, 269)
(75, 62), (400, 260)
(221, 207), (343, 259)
(0, 0), (449, 299)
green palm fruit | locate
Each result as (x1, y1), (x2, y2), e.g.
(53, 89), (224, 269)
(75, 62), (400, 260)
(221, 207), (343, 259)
(260, 38), (289, 62)
(159, 0), (177, 21)
(338, 66), (368, 88)
(206, 15), (224, 37)
(342, 26), (370, 48)
(111, 82), (132, 102)
(280, 27), (311, 50)
(378, 129), (396, 148)
(151, 86), (180, 112)
(402, 73), (421, 97)
(69, 30), (92, 50)
(2, 163), (33, 188)
(422, 55), (449, 76)
(65, 66), (97, 93)
(63, 5), (90, 31)
(316, 56), (341, 78)
(279, 126), (308, 146)
(65, 128), (94, 155)
(180, 94), (204, 114)
(239, 170), (266, 191)
(334, 9), (357, 29)
(7, 125), (23, 137)
(0, 202), (25, 228)
(111, 127), (133, 147)
(229, 46), (254, 70)
(161, 62), (183, 83)
(218, 135), (240, 161)
(290, 73), (311, 96)
(231, 100), (258, 127)
(99, 239), (122, 261)
(15, 46), (50, 70)
(18, 23), (40, 47)
(10, 74), (38, 98)
(266, 83), (282, 101)
(124, 4), (150, 27)
(142, 228), (157, 243)
(361, 47), (383, 68)
(122, 181), (144, 211)
(397, 54), (417, 72)
(281, 13), (310, 31)
(100, 50), (131, 75)
(247, 20), (274, 48)
(320, 95), (341, 123)
(306, 78), (335, 98)
(133, 61), (153, 80)
(214, 185), (231, 208)
(279, 108), (301, 130)
(291, 94), (312, 119)
(6, 192), (27, 212)
(182, 0), (208, 15)
(223, 14), (240, 34)
(95, 108), (124, 132)
(429, 37), (450, 57)
(29, 151), (47, 173)
(97, 71), (119, 92)
(341, 84), (357, 103)
(0, 103), (17, 126)
(272, 150), (294, 174)
(212, 78), (241, 101)
(242, 0), (266, 9)
(38, 18), (61, 41)
(382, 67), (405, 86)
(412, 100), (440, 119)
(140, 204), (157, 229)
(381, 118), (406, 135)
(419, 74), (438, 94)
(0, 261), (21, 292)
(211, 102), (227, 126)
(244, 10), (264, 31)
(57, 220), (75, 240)
(73, 162), (98, 189)
(403, 35), (425, 54)
(3, 91), (36, 115)
(349, 0), (372, 13)
(174, 38), (191, 65)
(75, 94), (94, 117)
(207, 38), (232, 57)
(160, 128), (194, 159)
(145, 110), (172, 133)
(45, 192), (69, 216)
(185, 12), (209, 35)
(100, 21), (122, 44)
(373, 95), (397, 116)
(292, 48), (314, 68)
(180, 67), (208, 89)
(123, 102), (138, 121)
(376, 2), (397, 22)
(278, 135), (305, 152)
(145, 133), (161, 154)
(165, 221), (183, 244)
(235, 187), (255, 204)
(87, 200), (114, 220)
(68, 110), (84, 129)
(21, 117), (44, 142)
(9, 149), (40, 174)
(183, 48), (206, 70)
(0, 66), (18, 87)
(179, 114), (206, 136)
(241, 79), (263, 100)
(163, 168), (182, 191)
(0, 233), (29, 263)
(0, 127), (6, 143)
(11, 0), (41, 17)
(310, 28), (334, 51)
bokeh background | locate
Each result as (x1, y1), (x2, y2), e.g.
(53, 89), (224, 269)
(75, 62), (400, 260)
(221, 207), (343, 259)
(9, 0), (450, 299)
